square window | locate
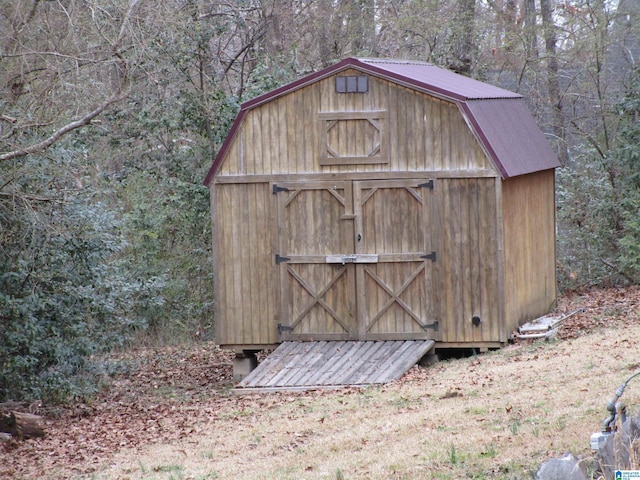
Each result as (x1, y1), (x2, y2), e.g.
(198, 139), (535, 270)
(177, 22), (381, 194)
(335, 75), (368, 93)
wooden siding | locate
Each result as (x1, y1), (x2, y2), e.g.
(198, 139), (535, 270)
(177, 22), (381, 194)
(216, 69), (494, 178)
(213, 182), (278, 346)
(432, 177), (501, 343)
(502, 169), (557, 332)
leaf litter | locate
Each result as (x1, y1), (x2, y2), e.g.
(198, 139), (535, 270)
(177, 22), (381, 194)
(2, 286), (640, 479)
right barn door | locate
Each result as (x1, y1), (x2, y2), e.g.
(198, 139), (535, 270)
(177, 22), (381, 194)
(354, 180), (438, 340)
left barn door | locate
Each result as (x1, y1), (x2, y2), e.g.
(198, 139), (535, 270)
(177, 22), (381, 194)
(274, 181), (357, 340)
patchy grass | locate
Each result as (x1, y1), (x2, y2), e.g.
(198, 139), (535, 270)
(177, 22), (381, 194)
(83, 328), (640, 478)
(5, 287), (640, 479)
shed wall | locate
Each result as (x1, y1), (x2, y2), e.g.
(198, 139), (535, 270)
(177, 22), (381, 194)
(502, 169), (557, 332)
(213, 182), (277, 346)
(216, 69), (493, 178)
(433, 177), (502, 344)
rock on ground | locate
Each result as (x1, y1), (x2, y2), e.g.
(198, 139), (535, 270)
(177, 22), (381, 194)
(535, 453), (588, 480)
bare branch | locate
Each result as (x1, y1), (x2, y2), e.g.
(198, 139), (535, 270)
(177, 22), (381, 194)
(1, 51), (106, 62)
(0, 191), (68, 203)
(0, 0), (145, 163)
(117, 0), (141, 48)
(0, 89), (129, 163)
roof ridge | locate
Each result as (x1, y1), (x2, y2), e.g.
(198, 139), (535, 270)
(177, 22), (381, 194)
(357, 57), (433, 66)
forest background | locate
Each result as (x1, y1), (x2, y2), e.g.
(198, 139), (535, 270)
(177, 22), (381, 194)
(1, 0), (639, 404)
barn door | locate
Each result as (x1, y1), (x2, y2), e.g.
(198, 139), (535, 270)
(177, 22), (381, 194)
(274, 181), (357, 340)
(354, 180), (437, 340)
(274, 179), (436, 341)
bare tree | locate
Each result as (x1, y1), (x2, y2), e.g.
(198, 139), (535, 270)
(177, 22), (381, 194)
(0, 0), (147, 163)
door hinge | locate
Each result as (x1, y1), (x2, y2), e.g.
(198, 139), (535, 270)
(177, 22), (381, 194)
(278, 323), (293, 333)
(421, 251), (436, 262)
(272, 184), (289, 194)
(421, 321), (439, 331)
(418, 179), (434, 190)
(275, 254), (290, 264)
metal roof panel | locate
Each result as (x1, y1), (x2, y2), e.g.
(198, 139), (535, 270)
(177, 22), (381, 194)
(356, 58), (522, 100)
(462, 99), (560, 178)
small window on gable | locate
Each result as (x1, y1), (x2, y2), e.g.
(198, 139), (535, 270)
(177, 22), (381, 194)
(335, 75), (368, 93)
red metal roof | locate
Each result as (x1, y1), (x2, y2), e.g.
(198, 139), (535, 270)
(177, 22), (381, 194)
(355, 58), (521, 101)
(204, 57), (559, 184)
(462, 99), (560, 178)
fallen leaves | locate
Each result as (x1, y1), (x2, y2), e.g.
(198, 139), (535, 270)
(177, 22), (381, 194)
(554, 285), (640, 340)
(0, 342), (236, 479)
(2, 286), (640, 479)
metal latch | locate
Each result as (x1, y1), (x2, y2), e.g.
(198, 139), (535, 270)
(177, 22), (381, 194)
(341, 254), (357, 265)
(278, 324), (293, 333)
(326, 254), (379, 264)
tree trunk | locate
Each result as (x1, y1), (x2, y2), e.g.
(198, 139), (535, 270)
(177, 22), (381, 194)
(449, 0), (476, 75)
(345, 0), (376, 55)
(540, 0), (569, 165)
(0, 411), (45, 439)
(523, 0), (538, 60)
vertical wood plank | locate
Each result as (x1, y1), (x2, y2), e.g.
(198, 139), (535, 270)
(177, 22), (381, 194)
(460, 179), (472, 342)
(482, 177), (500, 342)
(432, 99), (443, 170)
(449, 180), (463, 342)
(226, 184), (241, 345)
(442, 103), (454, 171)
(282, 94), (301, 174)
(211, 183), (224, 344)
(276, 187), (290, 334)
(269, 98), (278, 175)
(413, 90), (425, 172)
(430, 179), (442, 340)
(468, 179), (483, 343)
(494, 177), (507, 342)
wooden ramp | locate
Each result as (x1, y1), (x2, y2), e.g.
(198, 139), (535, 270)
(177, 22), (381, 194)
(236, 340), (435, 392)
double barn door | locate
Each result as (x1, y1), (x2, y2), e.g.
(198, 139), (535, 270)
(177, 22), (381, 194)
(274, 179), (437, 341)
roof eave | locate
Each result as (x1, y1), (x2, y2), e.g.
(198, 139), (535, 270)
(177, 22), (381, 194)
(203, 108), (247, 186)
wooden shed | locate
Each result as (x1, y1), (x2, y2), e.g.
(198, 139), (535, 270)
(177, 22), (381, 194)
(204, 57), (560, 375)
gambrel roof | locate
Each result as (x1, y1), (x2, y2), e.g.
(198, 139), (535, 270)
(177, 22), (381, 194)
(204, 57), (559, 185)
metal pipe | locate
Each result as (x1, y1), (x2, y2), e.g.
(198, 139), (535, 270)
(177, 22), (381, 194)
(602, 371), (640, 432)
(617, 402), (627, 426)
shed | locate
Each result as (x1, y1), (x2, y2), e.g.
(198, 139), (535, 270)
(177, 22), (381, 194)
(204, 57), (560, 377)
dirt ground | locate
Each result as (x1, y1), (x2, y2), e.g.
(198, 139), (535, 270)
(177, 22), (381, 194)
(3, 286), (640, 480)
